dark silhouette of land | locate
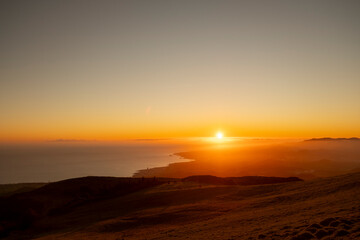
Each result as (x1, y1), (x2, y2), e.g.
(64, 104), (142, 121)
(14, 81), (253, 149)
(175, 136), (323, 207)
(0, 175), (301, 238)
(0, 183), (47, 197)
(0, 172), (359, 239)
(182, 175), (302, 185)
(305, 137), (360, 141)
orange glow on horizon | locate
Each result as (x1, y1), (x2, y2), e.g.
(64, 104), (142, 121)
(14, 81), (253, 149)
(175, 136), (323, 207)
(0, 117), (359, 143)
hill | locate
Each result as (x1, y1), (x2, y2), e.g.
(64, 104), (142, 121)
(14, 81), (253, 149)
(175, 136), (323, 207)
(0, 183), (46, 197)
(182, 175), (302, 185)
(305, 137), (360, 142)
(0, 173), (359, 239)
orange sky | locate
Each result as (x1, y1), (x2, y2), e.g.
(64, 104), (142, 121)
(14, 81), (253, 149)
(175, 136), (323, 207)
(1, 1), (359, 142)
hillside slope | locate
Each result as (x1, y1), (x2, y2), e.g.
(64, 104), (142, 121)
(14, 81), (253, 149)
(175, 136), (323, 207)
(3, 172), (360, 239)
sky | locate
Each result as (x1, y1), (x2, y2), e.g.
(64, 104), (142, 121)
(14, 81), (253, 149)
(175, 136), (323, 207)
(1, 0), (360, 141)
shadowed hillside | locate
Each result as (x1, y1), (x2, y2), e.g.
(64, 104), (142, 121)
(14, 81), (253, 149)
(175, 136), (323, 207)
(0, 172), (359, 239)
(0, 183), (46, 197)
(0, 175), (299, 238)
(182, 175), (302, 185)
(0, 177), (175, 238)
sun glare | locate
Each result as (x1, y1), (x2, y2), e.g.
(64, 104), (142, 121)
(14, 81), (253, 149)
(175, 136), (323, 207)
(216, 131), (223, 139)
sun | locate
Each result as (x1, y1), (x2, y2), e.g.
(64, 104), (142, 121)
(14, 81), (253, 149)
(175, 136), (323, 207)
(216, 131), (223, 139)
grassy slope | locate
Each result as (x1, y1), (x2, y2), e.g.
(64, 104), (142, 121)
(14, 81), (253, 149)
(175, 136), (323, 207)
(6, 172), (359, 240)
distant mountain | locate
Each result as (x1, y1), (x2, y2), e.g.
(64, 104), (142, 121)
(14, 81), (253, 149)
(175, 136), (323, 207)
(305, 137), (360, 142)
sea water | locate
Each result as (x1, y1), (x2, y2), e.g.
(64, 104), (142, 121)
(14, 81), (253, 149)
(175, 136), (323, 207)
(0, 140), (190, 184)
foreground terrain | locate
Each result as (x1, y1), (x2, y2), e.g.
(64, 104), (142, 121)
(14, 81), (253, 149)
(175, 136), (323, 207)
(1, 172), (359, 239)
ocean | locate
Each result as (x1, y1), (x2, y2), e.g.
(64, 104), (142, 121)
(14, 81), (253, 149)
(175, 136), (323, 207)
(0, 140), (191, 184)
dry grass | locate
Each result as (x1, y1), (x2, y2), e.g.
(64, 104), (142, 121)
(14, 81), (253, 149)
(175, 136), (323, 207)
(5, 172), (358, 240)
